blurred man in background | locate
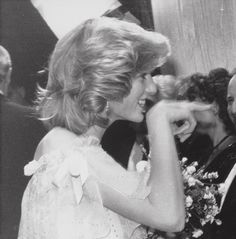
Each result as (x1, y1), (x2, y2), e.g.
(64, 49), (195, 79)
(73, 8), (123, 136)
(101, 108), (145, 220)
(0, 45), (47, 239)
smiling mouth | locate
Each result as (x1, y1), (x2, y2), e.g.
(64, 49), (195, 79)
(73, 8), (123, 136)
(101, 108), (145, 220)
(138, 99), (147, 113)
(138, 99), (155, 113)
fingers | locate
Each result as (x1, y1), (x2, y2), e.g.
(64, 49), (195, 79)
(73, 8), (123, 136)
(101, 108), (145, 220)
(148, 100), (210, 131)
(173, 121), (190, 135)
(178, 132), (192, 143)
(173, 114), (197, 142)
(188, 102), (213, 112)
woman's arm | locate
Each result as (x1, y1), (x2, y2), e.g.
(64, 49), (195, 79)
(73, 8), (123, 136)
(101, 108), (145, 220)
(99, 101), (211, 232)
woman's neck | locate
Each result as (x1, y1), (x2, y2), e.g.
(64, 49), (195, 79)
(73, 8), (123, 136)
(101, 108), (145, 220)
(208, 121), (228, 147)
(84, 125), (106, 142)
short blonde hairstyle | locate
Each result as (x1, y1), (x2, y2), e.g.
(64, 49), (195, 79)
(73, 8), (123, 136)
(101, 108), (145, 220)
(153, 75), (177, 101)
(38, 17), (171, 134)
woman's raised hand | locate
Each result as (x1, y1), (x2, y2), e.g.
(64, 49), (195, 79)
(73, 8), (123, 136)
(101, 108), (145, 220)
(146, 100), (212, 142)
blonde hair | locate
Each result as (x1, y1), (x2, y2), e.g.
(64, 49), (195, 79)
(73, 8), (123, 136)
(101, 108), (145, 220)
(38, 17), (171, 134)
(153, 75), (177, 101)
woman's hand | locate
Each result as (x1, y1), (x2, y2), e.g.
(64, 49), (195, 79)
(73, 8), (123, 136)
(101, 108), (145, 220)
(146, 100), (212, 142)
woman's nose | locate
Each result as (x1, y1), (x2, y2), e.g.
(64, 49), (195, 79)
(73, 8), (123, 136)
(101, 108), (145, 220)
(145, 74), (157, 96)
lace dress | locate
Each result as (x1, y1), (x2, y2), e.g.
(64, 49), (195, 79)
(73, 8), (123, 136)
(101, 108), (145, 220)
(18, 135), (151, 239)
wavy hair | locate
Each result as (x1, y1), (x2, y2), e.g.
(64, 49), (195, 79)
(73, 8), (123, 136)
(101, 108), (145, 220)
(38, 17), (171, 134)
(177, 69), (235, 134)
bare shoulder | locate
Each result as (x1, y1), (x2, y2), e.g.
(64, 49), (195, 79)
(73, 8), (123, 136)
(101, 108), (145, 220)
(33, 127), (77, 160)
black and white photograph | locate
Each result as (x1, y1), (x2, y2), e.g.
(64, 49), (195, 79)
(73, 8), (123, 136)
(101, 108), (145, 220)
(1, 0), (236, 238)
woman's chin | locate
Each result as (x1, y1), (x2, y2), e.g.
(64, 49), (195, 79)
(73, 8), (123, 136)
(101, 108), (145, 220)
(128, 113), (144, 123)
(111, 111), (144, 123)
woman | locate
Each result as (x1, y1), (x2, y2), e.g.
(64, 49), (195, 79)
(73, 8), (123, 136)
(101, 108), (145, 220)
(18, 17), (210, 239)
(127, 74), (178, 171)
(177, 71), (236, 183)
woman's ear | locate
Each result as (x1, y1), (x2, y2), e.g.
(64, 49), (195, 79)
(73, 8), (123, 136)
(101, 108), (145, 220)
(212, 102), (219, 115)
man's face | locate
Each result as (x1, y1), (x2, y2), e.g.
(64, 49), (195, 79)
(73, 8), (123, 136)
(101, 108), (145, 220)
(227, 75), (236, 126)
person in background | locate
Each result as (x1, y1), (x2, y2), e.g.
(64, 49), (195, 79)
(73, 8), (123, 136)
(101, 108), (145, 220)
(0, 45), (47, 239)
(0, 45), (12, 97)
(17, 17), (211, 239)
(177, 69), (235, 167)
(177, 70), (236, 181)
(227, 73), (236, 126)
(211, 73), (236, 239)
(8, 84), (28, 106)
(175, 77), (211, 165)
(177, 69), (236, 239)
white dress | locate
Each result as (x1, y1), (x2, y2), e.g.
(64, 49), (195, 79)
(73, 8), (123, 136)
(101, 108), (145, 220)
(18, 135), (151, 239)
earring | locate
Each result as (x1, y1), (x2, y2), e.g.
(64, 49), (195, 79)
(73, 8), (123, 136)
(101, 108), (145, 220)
(105, 101), (110, 114)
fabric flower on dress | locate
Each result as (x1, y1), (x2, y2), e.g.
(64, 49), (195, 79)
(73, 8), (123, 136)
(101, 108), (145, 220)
(24, 148), (89, 205)
(24, 158), (47, 176)
(53, 149), (89, 204)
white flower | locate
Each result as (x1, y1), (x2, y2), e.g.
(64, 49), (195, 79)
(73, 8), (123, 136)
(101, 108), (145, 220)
(207, 172), (219, 179)
(188, 176), (196, 186)
(211, 205), (220, 216)
(200, 219), (206, 226)
(182, 157), (188, 163)
(218, 183), (226, 194)
(24, 159), (45, 176)
(204, 192), (213, 199)
(215, 219), (222, 225)
(206, 214), (215, 223)
(186, 196), (193, 207)
(192, 229), (203, 238)
(186, 166), (196, 174)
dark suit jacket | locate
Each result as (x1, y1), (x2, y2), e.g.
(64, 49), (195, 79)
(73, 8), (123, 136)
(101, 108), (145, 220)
(203, 135), (236, 183)
(200, 135), (236, 238)
(0, 95), (47, 239)
(211, 176), (236, 239)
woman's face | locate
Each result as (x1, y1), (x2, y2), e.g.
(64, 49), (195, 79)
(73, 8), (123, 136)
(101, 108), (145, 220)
(109, 74), (157, 123)
(192, 98), (216, 133)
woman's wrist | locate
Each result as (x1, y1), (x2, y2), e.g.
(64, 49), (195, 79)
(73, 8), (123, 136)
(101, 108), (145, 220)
(147, 110), (171, 134)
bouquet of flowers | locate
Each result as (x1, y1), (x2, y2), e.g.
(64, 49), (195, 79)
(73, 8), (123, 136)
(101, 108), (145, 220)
(147, 157), (224, 239)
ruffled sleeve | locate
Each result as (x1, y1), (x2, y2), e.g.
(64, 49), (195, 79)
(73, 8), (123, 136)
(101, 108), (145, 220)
(19, 142), (111, 239)
(19, 136), (151, 239)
